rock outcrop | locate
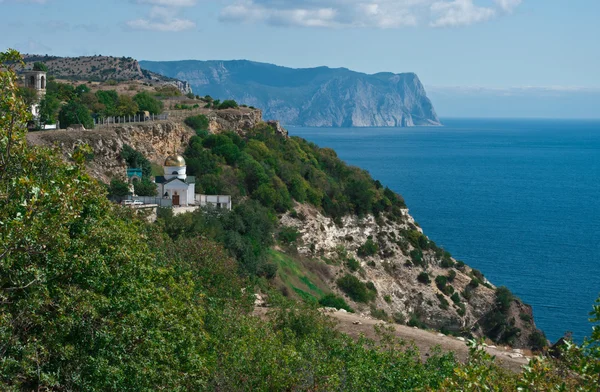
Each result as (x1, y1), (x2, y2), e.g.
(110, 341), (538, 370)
(27, 121), (194, 183)
(139, 60), (441, 128)
(280, 203), (542, 348)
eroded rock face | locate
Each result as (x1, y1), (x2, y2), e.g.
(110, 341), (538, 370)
(27, 121), (195, 183)
(280, 204), (541, 347)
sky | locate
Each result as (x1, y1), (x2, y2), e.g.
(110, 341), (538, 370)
(1, 0), (600, 92)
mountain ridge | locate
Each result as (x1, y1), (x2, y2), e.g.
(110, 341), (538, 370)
(140, 59), (441, 128)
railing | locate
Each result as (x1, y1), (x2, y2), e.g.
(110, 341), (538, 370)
(94, 113), (169, 127)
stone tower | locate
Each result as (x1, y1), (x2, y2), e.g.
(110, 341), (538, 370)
(23, 70), (47, 117)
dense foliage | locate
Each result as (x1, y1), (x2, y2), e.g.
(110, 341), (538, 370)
(183, 117), (407, 223)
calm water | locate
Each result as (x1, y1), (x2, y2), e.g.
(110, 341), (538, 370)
(290, 118), (600, 343)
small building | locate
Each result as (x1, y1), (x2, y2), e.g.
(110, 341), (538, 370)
(196, 194), (232, 210)
(155, 155), (196, 207)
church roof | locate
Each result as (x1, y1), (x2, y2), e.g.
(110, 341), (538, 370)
(155, 176), (195, 185)
(165, 155), (186, 167)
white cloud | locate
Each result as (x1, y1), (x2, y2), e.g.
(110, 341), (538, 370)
(219, 0), (522, 28)
(135, 0), (197, 6)
(126, 1), (196, 32)
(430, 0), (495, 27)
(494, 0), (522, 12)
(126, 17), (196, 31)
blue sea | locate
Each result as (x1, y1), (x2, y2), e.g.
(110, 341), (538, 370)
(290, 118), (600, 343)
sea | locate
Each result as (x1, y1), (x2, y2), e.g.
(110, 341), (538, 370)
(289, 118), (600, 343)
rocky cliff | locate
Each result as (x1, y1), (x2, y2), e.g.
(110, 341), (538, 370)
(26, 107), (266, 182)
(281, 203), (540, 348)
(139, 60), (441, 128)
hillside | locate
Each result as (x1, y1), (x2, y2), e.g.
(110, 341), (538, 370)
(139, 60), (441, 127)
(27, 104), (543, 350)
(20, 54), (192, 93)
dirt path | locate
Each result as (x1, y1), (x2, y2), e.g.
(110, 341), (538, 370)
(328, 310), (530, 372)
(253, 307), (530, 372)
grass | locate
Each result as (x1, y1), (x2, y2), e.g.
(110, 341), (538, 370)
(268, 249), (328, 303)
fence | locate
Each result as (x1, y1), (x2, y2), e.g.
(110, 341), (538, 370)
(110, 195), (173, 207)
(94, 113), (169, 128)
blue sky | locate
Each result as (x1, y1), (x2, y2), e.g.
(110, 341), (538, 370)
(1, 0), (599, 90)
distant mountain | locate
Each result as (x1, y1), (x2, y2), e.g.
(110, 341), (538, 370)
(139, 60), (441, 127)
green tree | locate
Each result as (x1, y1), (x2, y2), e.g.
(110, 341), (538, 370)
(134, 178), (158, 196)
(109, 177), (131, 197)
(133, 91), (164, 114)
(0, 50), (208, 391)
(38, 94), (61, 125)
(58, 100), (94, 129)
(32, 61), (48, 72)
(116, 94), (139, 116)
(74, 83), (91, 96)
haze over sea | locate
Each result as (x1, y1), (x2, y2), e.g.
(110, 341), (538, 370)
(290, 118), (600, 343)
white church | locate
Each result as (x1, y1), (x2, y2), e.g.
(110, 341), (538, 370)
(155, 155), (196, 207)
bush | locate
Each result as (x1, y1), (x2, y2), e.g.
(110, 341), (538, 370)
(346, 258), (360, 272)
(318, 294), (354, 312)
(278, 226), (301, 245)
(447, 270), (457, 283)
(437, 294), (450, 310)
(133, 91), (163, 114)
(451, 292), (461, 305)
(528, 330), (547, 352)
(370, 306), (389, 321)
(218, 99), (239, 110)
(410, 249), (424, 266)
(435, 275), (448, 291)
(392, 312), (406, 324)
(417, 272), (431, 284)
(357, 239), (378, 257)
(336, 274), (376, 303)
(384, 295), (392, 304)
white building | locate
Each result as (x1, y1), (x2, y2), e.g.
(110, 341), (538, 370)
(155, 155), (196, 207)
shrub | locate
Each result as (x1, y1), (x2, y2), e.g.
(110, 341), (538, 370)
(441, 256), (455, 268)
(278, 226), (301, 245)
(370, 306), (389, 321)
(529, 330), (548, 352)
(357, 239), (378, 257)
(318, 294), (354, 312)
(435, 275), (448, 291)
(410, 249), (424, 267)
(519, 313), (532, 322)
(447, 270), (457, 283)
(336, 274), (376, 303)
(457, 303), (466, 317)
(346, 258), (360, 272)
(384, 295), (392, 304)
(437, 294), (450, 310)
(185, 114), (209, 131)
(393, 312), (406, 324)
(417, 272), (431, 284)
(468, 279), (480, 289)
(218, 99), (239, 110)
(443, 285), (455, 296)
(365, 281), (377, 293)
(451, 292), (461, 305)
(408, 314), (426, 329)
(471, 269), (485, 282)
(495, 287), (514, 313)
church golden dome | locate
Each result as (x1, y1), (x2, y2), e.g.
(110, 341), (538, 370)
(164, 155), (186, 167)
